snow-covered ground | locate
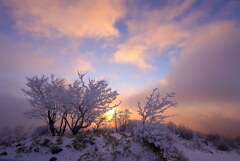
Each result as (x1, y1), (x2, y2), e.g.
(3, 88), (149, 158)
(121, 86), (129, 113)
(179, 144), (240, 161)
(174, 139), (240, 161)
(0, 128), (239, 161)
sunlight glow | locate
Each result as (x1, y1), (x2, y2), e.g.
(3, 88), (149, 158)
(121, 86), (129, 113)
(106, 108), (115, 120)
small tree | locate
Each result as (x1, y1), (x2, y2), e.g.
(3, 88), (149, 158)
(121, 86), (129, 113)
(23, 75), (67, 136)
(118, 110), (125, 128)
(111, 108), (132, 132)
(123, 109), (132, 125)
(92, 113), (108, 132)
(112, 109), (119, 132)
(138, 88), (176, 125)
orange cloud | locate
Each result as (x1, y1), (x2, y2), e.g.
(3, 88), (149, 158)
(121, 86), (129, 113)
(165, 103), (240, 137)
(5, 0), (124, 38)
(114, 45), (155, 70)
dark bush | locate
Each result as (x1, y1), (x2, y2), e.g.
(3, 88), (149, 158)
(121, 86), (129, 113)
(34, 147), (39, 152)
(206, 134), (231, 151)
(16, 146), (27, 153)
(175, 125), (194, 140)
(65, 144), (72, 149)
(56, 137), (63, 145)
(167, 122), (177, 132)
(0, 151), (8, 156)
(40, 138), (51, 147)
(16, 143), (22, 147)
(49, 157), (58, 161)
(51, 146), (63, 154)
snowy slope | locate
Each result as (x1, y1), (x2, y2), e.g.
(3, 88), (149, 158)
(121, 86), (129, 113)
(0, 129), (239, 161)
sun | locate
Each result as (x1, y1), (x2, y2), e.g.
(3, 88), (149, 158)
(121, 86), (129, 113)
(106, 108), (115, 120)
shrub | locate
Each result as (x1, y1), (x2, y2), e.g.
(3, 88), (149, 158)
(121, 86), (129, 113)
(32, 125), (51, 136)
(175, 125), (194, 140)
(0, 126), (14, 146)
(206, 134), (231, 151)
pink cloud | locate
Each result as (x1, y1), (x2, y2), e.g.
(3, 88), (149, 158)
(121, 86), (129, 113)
(4, 0), (124, 38)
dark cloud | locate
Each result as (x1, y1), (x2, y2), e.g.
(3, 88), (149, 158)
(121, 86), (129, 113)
(165, 21), (240, 104)
(0, 77), (40, 129)
(162, 21), (240, 137)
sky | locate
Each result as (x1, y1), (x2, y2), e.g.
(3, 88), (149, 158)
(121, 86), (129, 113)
(0, 0), (240, 137)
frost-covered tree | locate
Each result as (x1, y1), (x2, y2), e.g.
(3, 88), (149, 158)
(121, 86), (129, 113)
(23, 75), (66, 136)
(63, 73), (120, 135)
(138, 88), (176, 125)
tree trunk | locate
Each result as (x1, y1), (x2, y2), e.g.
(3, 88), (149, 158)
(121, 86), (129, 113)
(142, 117), (146, 125)
(72, 128), (79, 135)
(48, 110), (55, 136)
(60, 120), (67, 136)
(71, 126), (81, 135)
(115, 120), (118, 132)
(49, 121), (55, 136)
(56, 114), (67, 136)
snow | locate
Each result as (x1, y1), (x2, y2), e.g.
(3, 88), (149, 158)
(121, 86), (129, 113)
(111, 132), (122, 140)
(1, 127), (239, 161)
